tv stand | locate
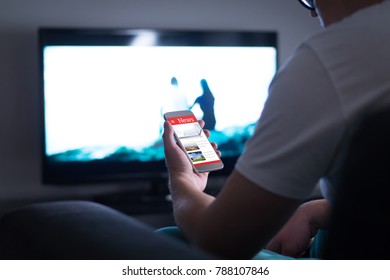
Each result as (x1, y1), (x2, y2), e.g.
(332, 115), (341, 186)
(92, 177), (172, 216)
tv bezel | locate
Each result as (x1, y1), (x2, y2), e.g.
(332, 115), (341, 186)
(38, 27), (278, 185)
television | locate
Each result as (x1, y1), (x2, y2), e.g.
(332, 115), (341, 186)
(39, 28), (278, 187)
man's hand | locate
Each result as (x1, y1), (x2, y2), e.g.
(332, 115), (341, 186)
(266, 199), (331, 257)
(162, 119), (220, 194)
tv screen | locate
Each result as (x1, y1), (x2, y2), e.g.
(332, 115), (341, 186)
(39, 28), (278, 184)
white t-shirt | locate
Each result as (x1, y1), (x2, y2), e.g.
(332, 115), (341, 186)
(235, 1), (390, 202)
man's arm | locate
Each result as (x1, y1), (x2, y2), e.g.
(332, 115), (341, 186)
(163, 121), (301, 259)
(178, 171), (302, 259)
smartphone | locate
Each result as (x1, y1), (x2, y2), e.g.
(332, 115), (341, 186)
(164, 110), (224, 173)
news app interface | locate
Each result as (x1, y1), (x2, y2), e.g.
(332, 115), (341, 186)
(167, 115), (222, 167)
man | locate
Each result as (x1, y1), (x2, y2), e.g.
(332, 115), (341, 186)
(163, 0), (390, 259)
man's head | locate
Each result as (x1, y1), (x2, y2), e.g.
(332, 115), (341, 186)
(299, 0), (386, 27)
(171, 77), (178, 87)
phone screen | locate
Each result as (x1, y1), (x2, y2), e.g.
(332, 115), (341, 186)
(165, 112), (223, 172)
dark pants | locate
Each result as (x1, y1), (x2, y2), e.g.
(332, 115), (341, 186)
(0, 200), (325, 260)
(0, 200), (213, 260)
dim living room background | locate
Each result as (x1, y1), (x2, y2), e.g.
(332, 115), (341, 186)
(0, 0), (320, 226)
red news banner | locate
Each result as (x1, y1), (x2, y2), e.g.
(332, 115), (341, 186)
(167, 115), (197, 125)
(167, 115), (221, 166)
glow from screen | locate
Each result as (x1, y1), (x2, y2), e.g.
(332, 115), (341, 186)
(43, 46), (276, 159)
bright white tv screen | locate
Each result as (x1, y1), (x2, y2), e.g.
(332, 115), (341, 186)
(41, 29), (277, 173)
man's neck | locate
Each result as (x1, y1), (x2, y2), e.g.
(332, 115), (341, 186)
(318, 0), (385, 27)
